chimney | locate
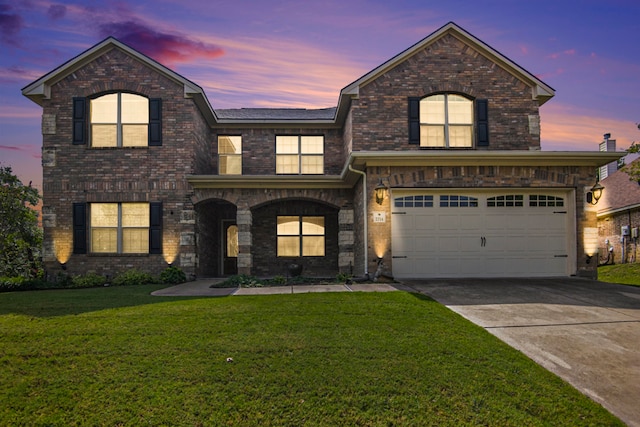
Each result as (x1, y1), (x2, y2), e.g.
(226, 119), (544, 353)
(599, 133), (617, 179)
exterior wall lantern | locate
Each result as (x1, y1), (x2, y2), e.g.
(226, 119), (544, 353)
(374, 178), (388, 205)
(586, 180), (604, 205)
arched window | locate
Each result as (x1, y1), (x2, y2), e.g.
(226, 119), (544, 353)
(90, 93), (149, 147)
(419, 94), (473, 148)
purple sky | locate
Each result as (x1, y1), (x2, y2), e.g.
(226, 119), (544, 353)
(2, 0), (639, 192)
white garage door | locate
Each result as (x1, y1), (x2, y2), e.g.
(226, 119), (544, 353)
(391, 190), (574, 278)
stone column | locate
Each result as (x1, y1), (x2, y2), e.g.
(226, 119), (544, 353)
(237, 209), (253, 275)
(338, 208), (355, 274)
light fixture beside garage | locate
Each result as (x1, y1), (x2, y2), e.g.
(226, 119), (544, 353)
(586, 180), (604, 205)
(374, 178), (388, 205)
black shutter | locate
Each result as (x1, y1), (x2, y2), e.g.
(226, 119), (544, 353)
(149, 98), (162, 146)
(408, 97), (420, 145)
(476, 99), (489, 147)
(72, 203), (87, 254)
(72, 97), (86, 145)
(149, 202), (162, 254)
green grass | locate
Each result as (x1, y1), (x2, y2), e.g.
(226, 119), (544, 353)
(0, 286), (622, 426)
(598, 262), (640, 286)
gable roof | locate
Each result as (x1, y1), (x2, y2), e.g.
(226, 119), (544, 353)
(334, 22), (555, 124)
(597, 159), (640, 217)
(21, 37), (217, 125)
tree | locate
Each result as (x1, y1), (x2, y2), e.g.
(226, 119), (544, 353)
(621, 123), (640, 183)
(0, 165), (42, 278)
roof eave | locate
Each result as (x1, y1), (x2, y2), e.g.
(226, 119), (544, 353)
(337, 22), (556, 109)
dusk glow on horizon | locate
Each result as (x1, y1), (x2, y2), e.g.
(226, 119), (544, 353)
(2, 0), (639, 191)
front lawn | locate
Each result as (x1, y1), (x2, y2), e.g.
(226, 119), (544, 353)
(598, 262), (640, 286)
(0, 286), (622, 426)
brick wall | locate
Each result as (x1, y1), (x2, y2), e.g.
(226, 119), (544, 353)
(251, 200), (339, 277)
(599, 209), (640, 264)
(211, 127), (345, 176)
(353, 164), (600, 278)
(351, 33), (541, 152)
(40, 48), (208, 279)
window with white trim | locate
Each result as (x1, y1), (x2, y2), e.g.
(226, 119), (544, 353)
(90, 203), (149, 253)
(276, 136), (324, 174)
(218, 135), (242, 175)
(277, 216), (325, 257)
(420, 94), (473, 147)
(90, 93), (149, 147)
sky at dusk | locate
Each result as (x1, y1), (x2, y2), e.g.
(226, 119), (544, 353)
(1, 0), (639, 192)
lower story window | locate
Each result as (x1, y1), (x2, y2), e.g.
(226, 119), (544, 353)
(90, 203), (149, 253)
(277, 216), (325, 257)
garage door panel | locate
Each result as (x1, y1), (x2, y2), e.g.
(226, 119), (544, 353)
(391, 191), (572, 279)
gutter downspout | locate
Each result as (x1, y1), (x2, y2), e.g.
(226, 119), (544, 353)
(348, 164), (369, 277)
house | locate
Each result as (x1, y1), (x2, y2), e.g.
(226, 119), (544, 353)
(22, 22), (621, 281)
(597, 159), (640, 264)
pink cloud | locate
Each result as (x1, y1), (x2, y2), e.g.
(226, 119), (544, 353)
(0, 144), (41, 159)
(540, 103), (638, 151)
(97, 21), (225, 66)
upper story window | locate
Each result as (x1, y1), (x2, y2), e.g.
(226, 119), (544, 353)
(276, 135), (324, 174)
(420, 94), (472, 148)
(409, 94), (488, 148)
(91, 93), (148, 147)
(73, 93), (162, 147)
(218, 135), (242, 175)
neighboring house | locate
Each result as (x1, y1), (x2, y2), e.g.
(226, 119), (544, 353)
(597, 159), (640, 264)
(22, 22), (621, 281)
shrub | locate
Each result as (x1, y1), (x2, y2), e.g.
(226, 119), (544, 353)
(272, 275), (286, 285)
(71, 273), (107, 289)
(160, 266), (187, 284)
(218, 274), (263, 288)
(112, 269), (155, 287)
(0, 276), (29, 292)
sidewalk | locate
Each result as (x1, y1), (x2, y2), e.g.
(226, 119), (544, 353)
(151, 278), (400, 297)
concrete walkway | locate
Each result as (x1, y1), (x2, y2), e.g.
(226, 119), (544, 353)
(404, 277), (640, 427)
(151, 278), (400, 297)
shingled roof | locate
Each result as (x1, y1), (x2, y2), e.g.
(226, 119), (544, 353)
(215, 107), (336, 121)
(597, 159), (640, 216)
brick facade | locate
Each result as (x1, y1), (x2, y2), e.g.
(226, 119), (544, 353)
(25, 24), (616, 281)
(39, 48), (203, 278)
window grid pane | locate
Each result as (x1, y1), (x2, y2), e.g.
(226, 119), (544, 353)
(301, 155), (323, 174)
(276, 155), (299, 174)
(123, 228), (149, 253)
(301, 136), (323, 154)
(121, 93), (149, 123)
(91, 125), (117, 147)
(219, 155), (242, 175)
(276, 136), (299, 154)
(91, 228), (117, 253)
(277, 236), (300, 257)
(122, 125), (148, 147)
(218, 136), (242, 154)
(302, 236), (325, 256)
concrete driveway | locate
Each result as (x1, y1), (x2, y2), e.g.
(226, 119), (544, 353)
(405, 277), (640, 427)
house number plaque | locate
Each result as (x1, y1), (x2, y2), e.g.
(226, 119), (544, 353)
(373, 212), (386, 223)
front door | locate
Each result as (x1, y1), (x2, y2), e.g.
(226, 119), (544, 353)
(222, 220), (238, 276)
